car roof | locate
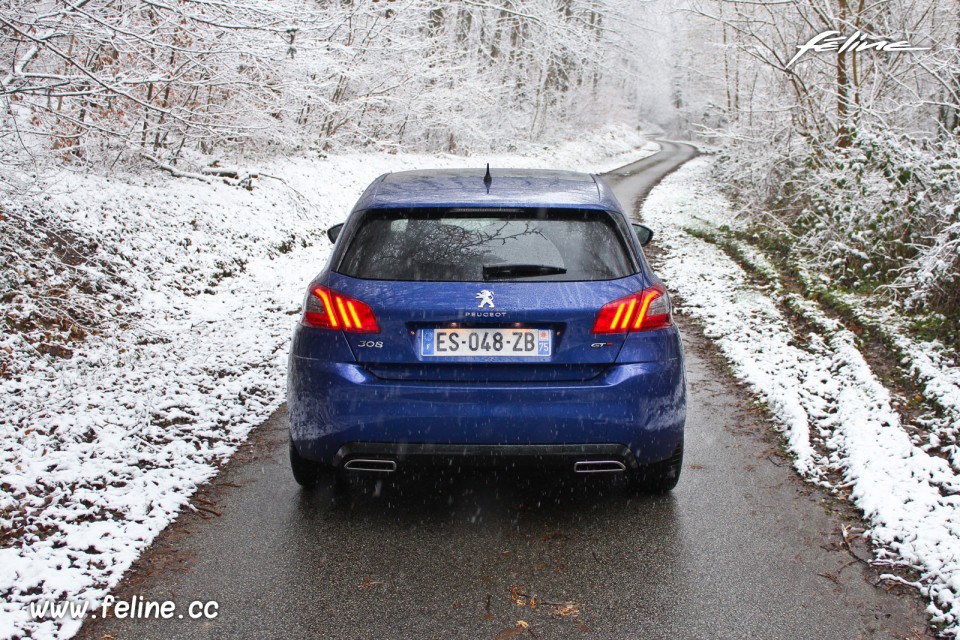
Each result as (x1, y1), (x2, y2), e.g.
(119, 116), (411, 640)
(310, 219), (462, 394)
(351, 168), (624, 212)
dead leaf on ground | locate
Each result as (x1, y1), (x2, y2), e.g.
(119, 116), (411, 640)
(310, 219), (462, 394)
(493, 622), (528, 640)
(357, 576), (383, 589)
(553, 603), (580, 618)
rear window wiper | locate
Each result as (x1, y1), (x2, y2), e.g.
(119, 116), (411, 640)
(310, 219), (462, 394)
(482, 264), (568, 279)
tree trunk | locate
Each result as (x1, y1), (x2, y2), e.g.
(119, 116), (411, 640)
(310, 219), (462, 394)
(836, 0), (852, 148)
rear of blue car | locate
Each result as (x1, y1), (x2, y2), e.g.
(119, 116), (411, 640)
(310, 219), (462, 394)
(287, 169), (686, 491)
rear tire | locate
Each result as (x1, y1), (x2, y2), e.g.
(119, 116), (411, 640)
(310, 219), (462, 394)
(290, 440), (327, 488)
(630, 441), (683, 494)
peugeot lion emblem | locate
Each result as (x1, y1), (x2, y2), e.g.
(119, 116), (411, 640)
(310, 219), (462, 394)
(476, 290), (495, 309)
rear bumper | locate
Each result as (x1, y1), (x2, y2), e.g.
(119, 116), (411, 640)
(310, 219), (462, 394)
(287, 357), (685, 468)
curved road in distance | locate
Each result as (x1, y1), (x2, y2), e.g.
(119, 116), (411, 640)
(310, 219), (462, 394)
(80, 141), (930, 640)
(603, 140), (700, 216)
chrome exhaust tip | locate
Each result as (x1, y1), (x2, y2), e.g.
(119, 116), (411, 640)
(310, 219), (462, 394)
(574, 460), (626, 474)
(343, 458), (397, 473)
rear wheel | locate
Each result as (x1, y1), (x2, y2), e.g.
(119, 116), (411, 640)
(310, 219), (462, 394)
(630, 441), (683, 493)
(290, 440), (332, 489)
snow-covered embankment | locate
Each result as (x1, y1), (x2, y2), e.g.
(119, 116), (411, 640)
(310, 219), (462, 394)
(642, 156), (960, 636)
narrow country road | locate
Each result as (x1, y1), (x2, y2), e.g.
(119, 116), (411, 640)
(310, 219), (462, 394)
(80, 143), (929, 640)
(603, 140), (699, 208)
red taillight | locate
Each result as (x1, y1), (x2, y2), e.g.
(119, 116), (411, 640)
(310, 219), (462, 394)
(302, 285), (380, 333)
(592, 284), (672, 334)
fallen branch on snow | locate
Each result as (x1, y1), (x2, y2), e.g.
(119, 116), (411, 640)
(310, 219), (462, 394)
(141, 153), (258, 189)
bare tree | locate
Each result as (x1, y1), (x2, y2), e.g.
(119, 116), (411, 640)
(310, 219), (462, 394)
(684, 0), (960, 318)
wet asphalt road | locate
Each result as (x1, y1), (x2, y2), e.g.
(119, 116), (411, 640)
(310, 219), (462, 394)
(80, 142), (929, 640)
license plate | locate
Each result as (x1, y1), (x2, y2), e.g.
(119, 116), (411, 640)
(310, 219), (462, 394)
(421, 328), (552, 357)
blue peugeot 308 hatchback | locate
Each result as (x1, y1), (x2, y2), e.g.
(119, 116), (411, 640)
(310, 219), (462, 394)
(287, 168), (686, 492)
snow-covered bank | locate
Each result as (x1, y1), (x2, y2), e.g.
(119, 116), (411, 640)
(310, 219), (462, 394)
(642, 157), (960, 637)
(0, 126), (656, 640)
(812, 292), (960, 471)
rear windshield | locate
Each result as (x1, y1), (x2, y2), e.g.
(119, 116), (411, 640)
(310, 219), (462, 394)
(336, 208), (636, 282)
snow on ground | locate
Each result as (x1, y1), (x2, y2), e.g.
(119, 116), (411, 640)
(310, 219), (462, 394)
(727, 233), (960, 472)
(828, 296), (960, 469)
(0, 126), (656, 640)
(893, 333), (960, 463)
(642, 156), (960, 636)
